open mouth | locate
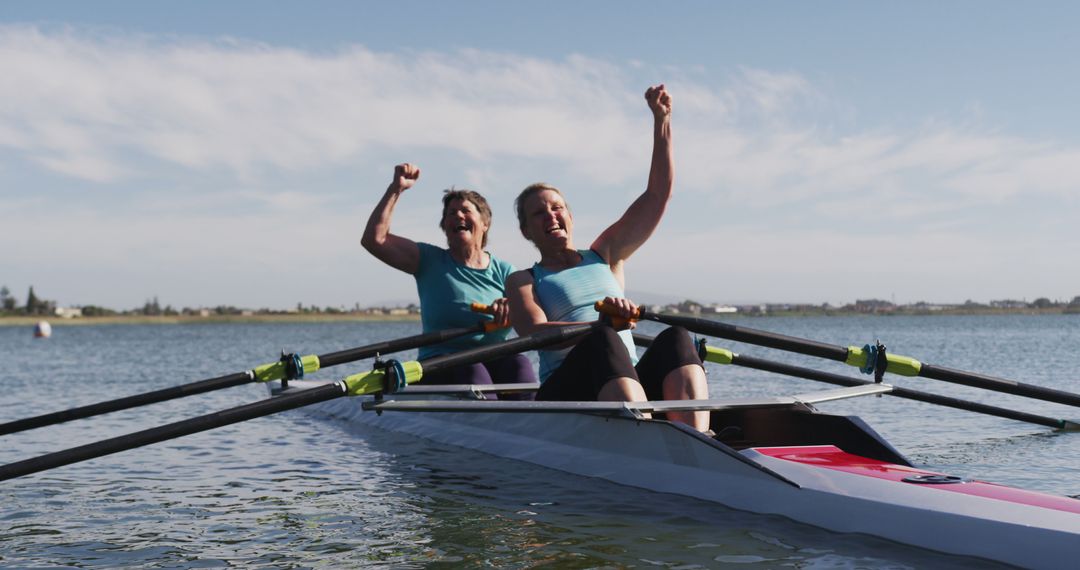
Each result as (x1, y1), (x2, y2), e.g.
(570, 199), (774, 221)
(545, 223), (565, 235)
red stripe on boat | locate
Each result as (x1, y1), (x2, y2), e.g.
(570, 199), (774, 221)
(757, 445), (1080, 514)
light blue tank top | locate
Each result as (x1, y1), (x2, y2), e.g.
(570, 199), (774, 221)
(414, 243), (514, 358)
(532, 249), (638, 381)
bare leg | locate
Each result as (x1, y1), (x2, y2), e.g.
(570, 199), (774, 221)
(598, 377), (651, 419)
(661, 364), (710, 431)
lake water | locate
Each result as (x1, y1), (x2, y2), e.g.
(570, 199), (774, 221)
(2, 315), (1078, 568)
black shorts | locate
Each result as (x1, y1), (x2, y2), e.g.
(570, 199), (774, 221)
(537, 325), (702, 401)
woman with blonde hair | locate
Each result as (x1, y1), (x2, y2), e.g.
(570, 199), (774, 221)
(505, 85), (709, 430)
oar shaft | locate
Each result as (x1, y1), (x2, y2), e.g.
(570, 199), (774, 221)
(633, 334), (1070, 429)
(0, 372), (254, 437)
(919, 363), (1080, 409)
(0, 383), (347, 482)
(733, 354), (1067, 430)
(0, 324), (486, 437)
(420, 323), (598, 375)
(638, 309), (851, 362)
(0, 322), (600, 481)
(621, 306), (1080, 410)
(316, 324), (481, 368)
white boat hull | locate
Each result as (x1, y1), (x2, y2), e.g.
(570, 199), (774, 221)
(275, 380), (1080, 568)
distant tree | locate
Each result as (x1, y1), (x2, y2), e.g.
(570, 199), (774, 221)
(1030, 297), (1054, 309)
(1070, 296), (1080, 307)
(0, 285), (14, 311)
(81, 305), (115, 317)
(141, 296), (163, 316)
(25, 286), (41, 315)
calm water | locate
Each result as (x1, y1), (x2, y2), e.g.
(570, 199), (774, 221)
(1, 316), (1078, 568)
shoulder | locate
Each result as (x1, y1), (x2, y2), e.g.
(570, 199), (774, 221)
(414, 242), (449, 274)
(582, 249), (605, 263)
(487, 251), (516, 275)
(416, 242), (447, 261)
(506, 268), (535, 289)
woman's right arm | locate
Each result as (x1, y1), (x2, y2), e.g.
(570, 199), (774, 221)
(361, 163), (422, 275)
(506, 270), (555, 336)
(506, 272), (636, 340)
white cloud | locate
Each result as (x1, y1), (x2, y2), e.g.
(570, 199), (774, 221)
(0, 26), (647, 185)
(2, 24), (1079, 307)
(4, 25), (1078, 208)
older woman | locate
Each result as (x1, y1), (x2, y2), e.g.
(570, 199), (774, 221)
(505, 85), (709, 430)
(362, 164), (536, 393)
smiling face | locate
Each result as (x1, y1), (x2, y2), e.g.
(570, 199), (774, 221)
(520, 188), (573, 248)
(441, 197), (490, 249)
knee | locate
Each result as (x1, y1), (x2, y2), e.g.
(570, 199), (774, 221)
(585, 325), (625, 349)
(509, 354), (538, 382)
(656, 326), (700, 361)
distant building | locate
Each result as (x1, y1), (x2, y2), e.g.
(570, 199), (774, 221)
(54, 306), (83, 319)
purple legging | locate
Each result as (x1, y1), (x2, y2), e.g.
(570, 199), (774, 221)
(418, 353), (537, 400)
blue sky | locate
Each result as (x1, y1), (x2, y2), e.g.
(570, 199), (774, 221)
(3, 1), (1079, 310)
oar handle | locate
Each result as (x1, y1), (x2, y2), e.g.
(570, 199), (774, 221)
(593, 300), (643, 320)
(593, 299), (641, 330)
(470, 302), (493, 314)
(469, 302), (508, 333)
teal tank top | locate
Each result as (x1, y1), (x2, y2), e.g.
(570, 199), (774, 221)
(414, 242), (514, 358)
(532, 249), (638, 380)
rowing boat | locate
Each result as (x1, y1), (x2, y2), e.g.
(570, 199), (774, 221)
(270, 378), (1080, 568)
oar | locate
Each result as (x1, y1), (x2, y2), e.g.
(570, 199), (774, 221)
(0, 322), (597, 482)
(598, 301), (1080, 409)
(633, 334), (1079, 430)
(0, 321), (500, 437)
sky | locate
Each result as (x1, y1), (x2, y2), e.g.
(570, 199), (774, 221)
(2, 1), (1079, 310)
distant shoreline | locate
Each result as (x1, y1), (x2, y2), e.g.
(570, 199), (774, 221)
(1, 307), (1076, 327)
(0, 313), (423, 327)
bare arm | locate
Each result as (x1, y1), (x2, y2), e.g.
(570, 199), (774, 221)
(361, 163), (422, 274)
(506, 271), (636, 342)
(591, 84), (674, 273)
(506, 270), (565, 337)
